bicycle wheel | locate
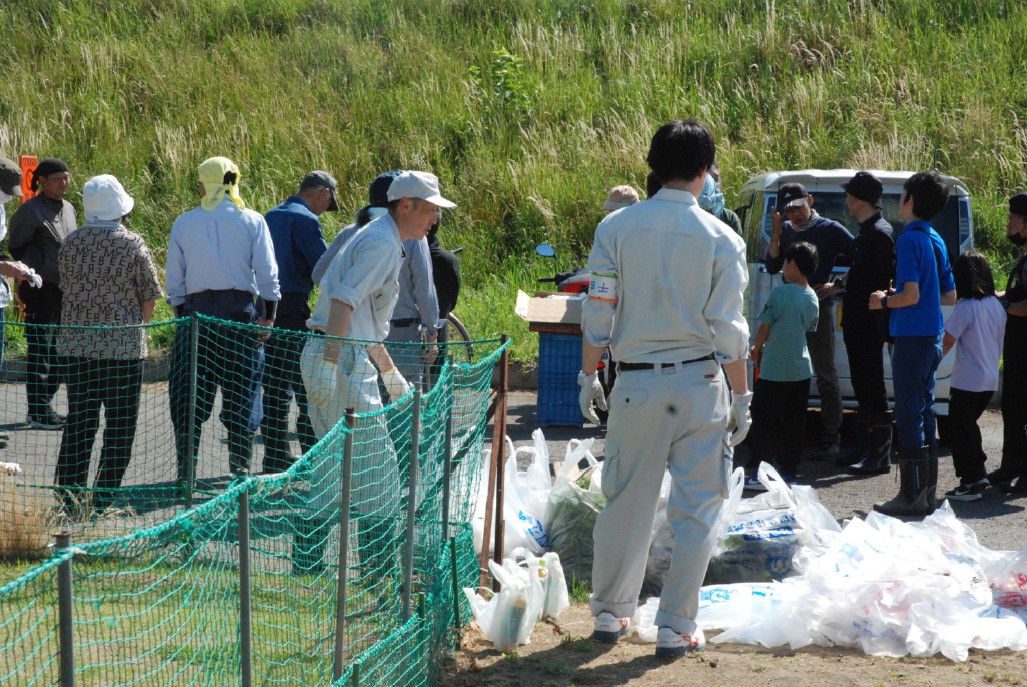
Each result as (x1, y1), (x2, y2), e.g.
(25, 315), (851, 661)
(445, 313), (474, 363)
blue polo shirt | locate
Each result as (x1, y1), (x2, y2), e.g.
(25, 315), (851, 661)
(265, 196), (328, 296)
(890, 221), (954, 337)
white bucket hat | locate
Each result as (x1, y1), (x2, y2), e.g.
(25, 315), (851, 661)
(386, 171), (456, 208)
(83, 174), (134, 221)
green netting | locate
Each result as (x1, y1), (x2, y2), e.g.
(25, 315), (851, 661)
(0, 314), (507, 687)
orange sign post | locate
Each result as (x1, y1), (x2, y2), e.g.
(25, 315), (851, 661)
(19, 155), (37, 203)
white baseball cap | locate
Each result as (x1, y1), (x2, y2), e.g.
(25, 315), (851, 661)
(386, 171), (456, 208)
(83, 174), (134, 221)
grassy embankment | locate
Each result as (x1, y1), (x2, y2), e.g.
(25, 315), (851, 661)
(1, 0), (1025, 362)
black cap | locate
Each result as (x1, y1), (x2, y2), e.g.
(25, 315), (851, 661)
(30, 157), (70, 191)
(368, 170), (402, 207)
(842, 171), (883, 209)
(0, 157), (22, 197)
(299, 170), (339, 212)
(776, 183), (809, 211)
(1011, 192), (1027, 218)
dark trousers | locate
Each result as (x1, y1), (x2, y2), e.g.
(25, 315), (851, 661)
(169, 290), (258, 477)
(948, 387), (993, 484)
(21, 282), (63, 417)
(261, 293), (316, 460)
(1000, 342), (1027, 480)
(745, 377), (810, 477)
(892, 334), (942, 450)
(842, 313), (889, 414)
(55, 358), (142, 508)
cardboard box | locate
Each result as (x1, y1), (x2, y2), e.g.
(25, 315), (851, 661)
(515, 290), (584, 329)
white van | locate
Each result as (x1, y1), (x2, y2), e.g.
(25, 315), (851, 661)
(733, 169), (974, 415)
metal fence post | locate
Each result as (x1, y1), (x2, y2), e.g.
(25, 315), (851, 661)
(480, 334), (509, 586)
(332, 409), (357, 685)
(402, 391), (422, 623)
(55, 532), (76, 687)
(184, 316), (200, 508)
(237, 475), (253, 687)
(440, 363), (456, 540)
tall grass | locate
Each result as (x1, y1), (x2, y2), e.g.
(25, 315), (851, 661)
(1, 0), (1025, 359)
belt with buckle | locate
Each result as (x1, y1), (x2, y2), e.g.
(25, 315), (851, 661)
(617, 353), (715, 372)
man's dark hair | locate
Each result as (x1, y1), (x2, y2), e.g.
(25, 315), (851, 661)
(646, 119), (715, 183)
(646, 171), (662, 199)
(785, 240), (818, 277)
(903, 170), (950, 221)
(952, 250), (996, 300)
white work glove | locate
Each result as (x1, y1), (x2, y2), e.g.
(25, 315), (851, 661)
(382, 366), (412, 400)
(578, 371), (608, 424)
(25, 268), (42, 288)
(725, 391), (753, 447)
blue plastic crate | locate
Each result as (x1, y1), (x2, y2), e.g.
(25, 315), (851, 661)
(537, 332), (584, 427)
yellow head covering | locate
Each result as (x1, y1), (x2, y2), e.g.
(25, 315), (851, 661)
(198, 156), (246, 212)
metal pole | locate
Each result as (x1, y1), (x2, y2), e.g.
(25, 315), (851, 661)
(401, 391), (422, 623)
(480, 335), (509, 587)
(237, 474), (253, 687)
(449, 535), (462, 643)
(332, 409), (357, 684)
(185, 316), (200, 509)
(55, 531), (75, 687)
(440, 362), (456, 540)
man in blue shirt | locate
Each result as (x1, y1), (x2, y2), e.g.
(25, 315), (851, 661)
(166, 156), (280, 484)
(869, 170), (956, 516)
(260, 172), (333, 473)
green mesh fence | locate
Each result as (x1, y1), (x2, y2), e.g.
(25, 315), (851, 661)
(0, 314), (507, 687)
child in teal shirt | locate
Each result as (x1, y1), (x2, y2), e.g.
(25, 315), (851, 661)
(745, 241), (820, 489)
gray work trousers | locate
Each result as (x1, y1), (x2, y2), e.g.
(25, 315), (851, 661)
(590, 358), (731, 636)
(807, 301), (842, 445)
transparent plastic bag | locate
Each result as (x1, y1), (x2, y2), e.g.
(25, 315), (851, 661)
(543, 439), (604, 581)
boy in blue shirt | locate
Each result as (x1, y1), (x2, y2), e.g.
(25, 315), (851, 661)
(869, 170), (957, 516)
(745, 241), (820, 489)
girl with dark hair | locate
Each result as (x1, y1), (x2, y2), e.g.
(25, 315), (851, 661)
(940, 251), (1006, 500)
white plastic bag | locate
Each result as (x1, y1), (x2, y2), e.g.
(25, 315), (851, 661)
(502, 432), (553, 554)
(543, 439), (604, 580)
(463, 557), (544, 652)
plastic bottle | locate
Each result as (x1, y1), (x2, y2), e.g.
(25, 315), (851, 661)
(505, 587), (528, 647)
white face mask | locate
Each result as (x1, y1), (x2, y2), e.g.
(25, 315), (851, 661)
(0, 190), (11, 206)
(0, 203), (6, 243)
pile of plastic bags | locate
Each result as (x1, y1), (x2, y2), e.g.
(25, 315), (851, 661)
(635, 464), (1027, 662)
(463, 552), (570, 652)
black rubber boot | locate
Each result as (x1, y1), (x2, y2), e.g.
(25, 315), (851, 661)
(292, 515), (329, 575)
(926, 445), (939, 510)
(836, 412), (870, 465)
(848, 411), (893, 475)
(873, 446), (934, 517)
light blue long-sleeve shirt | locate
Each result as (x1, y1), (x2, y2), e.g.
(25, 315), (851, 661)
(165, 199), (280, 306)
(391, 237), (441, 333)
(311, 221), (361, 286)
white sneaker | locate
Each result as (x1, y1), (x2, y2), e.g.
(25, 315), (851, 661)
(591, 612), (630, 643)
(655, 626), (706, 658)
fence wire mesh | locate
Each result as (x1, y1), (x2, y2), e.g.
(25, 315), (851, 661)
(0, 314), (506, 687)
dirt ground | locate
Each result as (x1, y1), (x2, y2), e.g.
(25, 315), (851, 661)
(440, 603), (1027, 687)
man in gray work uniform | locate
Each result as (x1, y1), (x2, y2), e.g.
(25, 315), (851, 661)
(384, 226), (441, 392)
(579, 120), (752, 659)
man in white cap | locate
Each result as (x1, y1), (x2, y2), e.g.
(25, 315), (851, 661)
(294, 170), (454, 574)
(166, 156), (280, 483)
(55, 175), (162, 512)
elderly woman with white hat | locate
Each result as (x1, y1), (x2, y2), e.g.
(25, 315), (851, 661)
(54, 175), (163, 513)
